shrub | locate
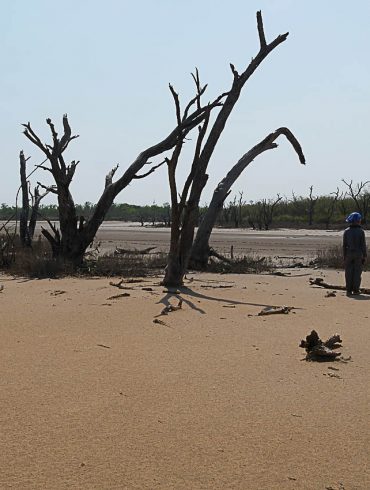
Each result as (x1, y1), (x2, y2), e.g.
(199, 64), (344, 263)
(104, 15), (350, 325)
(316, 245), (369, 271)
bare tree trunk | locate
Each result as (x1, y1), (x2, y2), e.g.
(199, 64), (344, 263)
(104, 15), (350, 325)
(18, 151), (49, 247)
(19, 151), (31, 247)
(307, 185), (318, 226)
(190, 128), (304, 269)
(23, 99), (215, 263)
(324, 188), (341, 229)
(162, 11), (290, 286)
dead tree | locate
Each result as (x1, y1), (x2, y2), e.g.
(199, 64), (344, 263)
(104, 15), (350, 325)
(190, 129), (305, 268)
(261, 194), (283, 230)
(324, 187), (341, 229)
(223, 192), (245, 228)
(162, 11), (290, 286)
(22, 96), (218, 263)
(307, 185), (318, 226)
(19, 151), (49, 247)
(342, 179), (370, 224)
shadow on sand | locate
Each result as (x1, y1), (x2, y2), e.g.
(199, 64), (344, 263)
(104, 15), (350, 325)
(157, 285), (302, 315)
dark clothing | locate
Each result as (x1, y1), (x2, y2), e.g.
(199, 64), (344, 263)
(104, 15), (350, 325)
(343, 224), (367, 293)
(345, 256), (363, 293)
(343, 224), (367, 259)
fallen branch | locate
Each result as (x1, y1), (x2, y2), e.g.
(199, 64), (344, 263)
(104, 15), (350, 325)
(109, 279), (134, 290)
(107, 292), (130, 300)
(309, 277), (370, 295)
(300, 330), (342, 361)
(153, 318), (172, 328)
(209, 248), (232, 263)
(258, 306), (293, 316)
(114, 246), (157, 255)
(200, 284), (233, 289)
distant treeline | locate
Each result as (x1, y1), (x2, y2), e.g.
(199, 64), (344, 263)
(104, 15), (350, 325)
(1, 191), (369, 229)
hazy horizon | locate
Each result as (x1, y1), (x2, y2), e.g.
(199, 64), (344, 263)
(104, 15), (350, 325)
(1, 0), (370, 207)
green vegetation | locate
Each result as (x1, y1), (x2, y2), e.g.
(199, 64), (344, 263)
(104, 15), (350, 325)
(1, 191), (367, 229)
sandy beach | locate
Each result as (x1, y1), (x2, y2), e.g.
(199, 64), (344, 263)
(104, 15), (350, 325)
(1, 268), (369, 489)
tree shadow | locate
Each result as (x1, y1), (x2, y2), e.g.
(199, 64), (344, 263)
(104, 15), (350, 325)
(157, 291), (206, 314)
(157, 285), (295, 314)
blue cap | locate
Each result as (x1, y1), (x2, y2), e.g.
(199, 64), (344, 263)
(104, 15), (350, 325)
(346, 212), (362, 223)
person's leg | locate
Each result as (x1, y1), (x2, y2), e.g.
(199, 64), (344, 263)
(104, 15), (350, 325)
(352, 256), (363, 293)
(345, 257), (354, 293)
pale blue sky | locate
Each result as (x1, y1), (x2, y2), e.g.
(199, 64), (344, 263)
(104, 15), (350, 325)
(1, 0), (369, 206)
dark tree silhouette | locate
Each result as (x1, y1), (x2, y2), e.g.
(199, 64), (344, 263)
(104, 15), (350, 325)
(190, 128), (305, 268)
(22, 94), (218, 263)
(162, 11), (291, 286)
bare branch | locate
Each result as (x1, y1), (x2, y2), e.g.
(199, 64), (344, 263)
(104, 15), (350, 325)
(256, 11), (267, 49)
(66, 160), (80, 184)
(35, 164), (53, 173)
(22, 123), (50, 158)
(169, 84), (182, 126)
(46, 118), (59, 145)
(105, 164), (119, 188)
(273, 127), (305, 164)
(37, 182), (58, 194)
(133, 160), (166, 179)
(230, 63), (239, 79)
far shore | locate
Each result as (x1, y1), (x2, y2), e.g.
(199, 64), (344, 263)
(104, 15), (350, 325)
(3, 220), (368, 259)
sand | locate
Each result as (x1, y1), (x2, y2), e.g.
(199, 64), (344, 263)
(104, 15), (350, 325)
(0, 269), (369, 489)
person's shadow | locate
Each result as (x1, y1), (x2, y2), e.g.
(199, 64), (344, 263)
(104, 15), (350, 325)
(350, 294), (370, 301)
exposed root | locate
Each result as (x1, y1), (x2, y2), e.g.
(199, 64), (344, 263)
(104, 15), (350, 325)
(300, 330), (342, 361)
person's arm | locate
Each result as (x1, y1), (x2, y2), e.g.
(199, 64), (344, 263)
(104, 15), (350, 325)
(343, 230), (348, 259)
(361, 229), (367, 262)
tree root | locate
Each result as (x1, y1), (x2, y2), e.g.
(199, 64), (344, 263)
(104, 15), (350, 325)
(300, 330), (342, 361)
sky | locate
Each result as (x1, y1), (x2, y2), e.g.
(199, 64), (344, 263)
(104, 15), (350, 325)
(1, 0), (369, 206)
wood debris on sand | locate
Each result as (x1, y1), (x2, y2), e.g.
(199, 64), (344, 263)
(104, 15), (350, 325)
(300, 330), (342, 361)
(258, 306), (293, 316)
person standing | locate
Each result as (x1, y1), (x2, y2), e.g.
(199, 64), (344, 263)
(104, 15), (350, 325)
(343, 212), (367, 295)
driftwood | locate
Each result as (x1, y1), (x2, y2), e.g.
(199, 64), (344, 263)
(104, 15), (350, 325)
(109, 280), (134, 290)
(107, 292), (130, 300)
(258, 306), (293, 316)
(300, 330), (342, 361)
(200, 284), (233, 289)
(114, 246), (157, 255)
(153, 318), (171, 328)
(309, 277), (370, 295)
